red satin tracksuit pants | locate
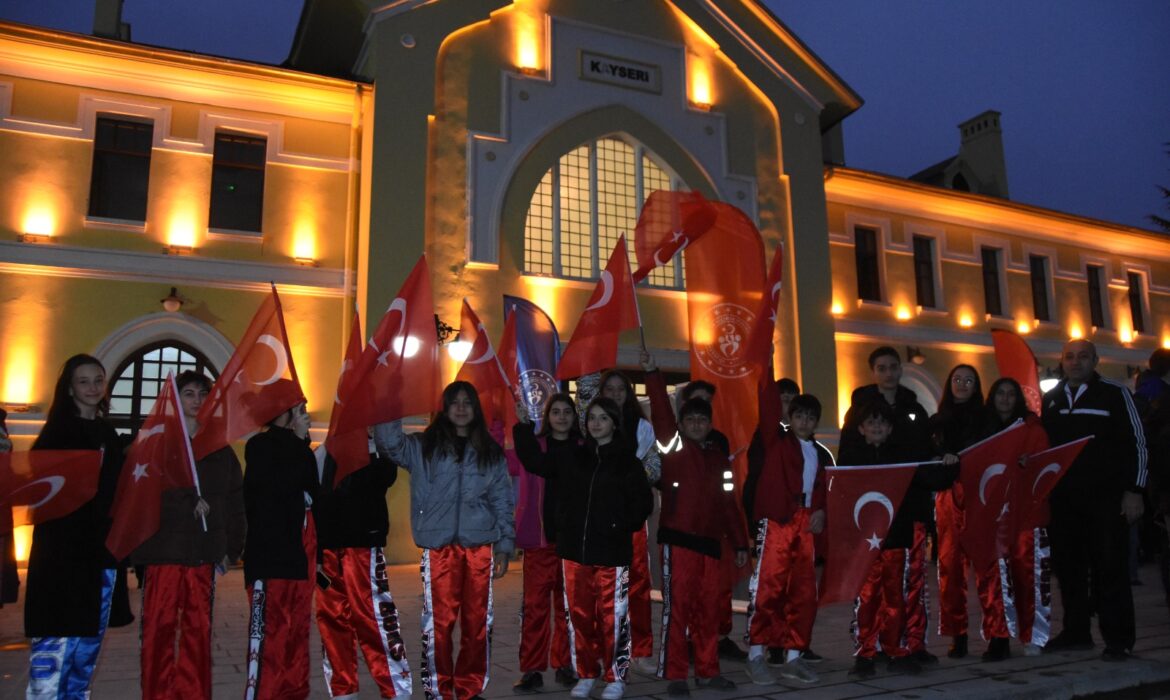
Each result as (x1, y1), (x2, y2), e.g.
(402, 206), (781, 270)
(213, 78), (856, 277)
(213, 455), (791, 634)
(937, 489), (1013, 640)
(1001, 527), (1052, 646)
(518, 545), (571, 673)
(140, 564), (214, 700)
(745, 511), (817, 651)
(853, 523), (928, 658)
(718, 539), (736, 638)
(419, 544), (494, 700)
(659, 544), (722, 680)
(629, 526), (653, 659)
(317, 546), (412, 698)
(561, 560), (630, 682)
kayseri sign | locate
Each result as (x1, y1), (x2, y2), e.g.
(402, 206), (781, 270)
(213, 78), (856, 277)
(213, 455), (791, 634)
(579, 51), (662, 94)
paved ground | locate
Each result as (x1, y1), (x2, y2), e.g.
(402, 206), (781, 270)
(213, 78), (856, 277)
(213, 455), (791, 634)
(0, 558), (1166, 699)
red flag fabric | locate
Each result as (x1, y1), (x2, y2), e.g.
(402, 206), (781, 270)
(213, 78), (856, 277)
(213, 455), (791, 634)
(820, 463), (919, 605)
(107, 374), (197, 561)
(991, 329), (1043, 415)
(331, 255), (441, 483)
(956, 422), (1030, 570)
(0, 449), (103, 524)
(1014, 436), (1091, 532)
(494, 310), (520, 448)
(192, 287), (304, 459)
(743, 244), (784, 378)
(632, 190), (718, 282)
(685, 202), (766, 463)
(323, 309), (368, 482)
(556, 236), (640, 380)
(455, 299), (511, 430)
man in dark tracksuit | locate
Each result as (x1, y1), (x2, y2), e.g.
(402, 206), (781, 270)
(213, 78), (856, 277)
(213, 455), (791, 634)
(1042, 339), (1147, 660)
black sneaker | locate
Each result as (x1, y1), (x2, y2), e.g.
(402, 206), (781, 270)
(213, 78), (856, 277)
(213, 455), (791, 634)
(716, 637), (748, 661)
(888, 656), (922, 675)
(910, 649), (938, 665)
(947, 634), (968, 659)
(849, 656), (876, 679)
(766, 647), (785, 667)
(1102, 648), (1135, 662)
(667, 680), (690, 697)
(1046, 631), (1095, 652)
(982, 637), (1011, 662)
(514, 671), (544, 694)
(695, 675), (737, 691)
(555, 667), (579, 687)
(800, 648), (824, 664)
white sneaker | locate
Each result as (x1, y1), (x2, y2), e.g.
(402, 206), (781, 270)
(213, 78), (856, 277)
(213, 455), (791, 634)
(1023, 643), (1043, 657)
(570, 678), (596, 698)
(631, 656), (659, 677)
(601, 680), (626, 700)
(745, 655), (776, 685)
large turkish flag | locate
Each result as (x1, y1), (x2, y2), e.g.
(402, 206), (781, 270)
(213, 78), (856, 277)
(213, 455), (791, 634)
(556, 236), (640, 380)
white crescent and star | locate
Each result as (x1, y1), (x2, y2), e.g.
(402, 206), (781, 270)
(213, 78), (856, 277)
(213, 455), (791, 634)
(10, 476), (65, 509)
(136, 423), (166, 443)
(133, 463), (150, 482)
(1031, 462), (1062, 495)
(464, 323), (497, 365)
(386, 298), (410, 356)
(252, 334), (289, 386)
(584, 271), (614, 311)
(979, 463), (1007, 505)
(853, 491), (895, 530)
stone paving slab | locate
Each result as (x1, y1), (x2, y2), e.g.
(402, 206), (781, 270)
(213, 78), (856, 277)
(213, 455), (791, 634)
(0, 558), (1164, 699)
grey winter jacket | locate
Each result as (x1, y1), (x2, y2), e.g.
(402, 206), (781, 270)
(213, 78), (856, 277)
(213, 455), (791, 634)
(374, 420), (515, 554)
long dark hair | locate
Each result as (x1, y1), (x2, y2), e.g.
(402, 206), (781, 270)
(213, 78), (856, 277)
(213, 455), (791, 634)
(583, 396), (625, 448)
(422, 381), (503, 469)
(984, 377), (1028, 432)
(938, 364), (984, 412)
(599, 369), (644, 436)
(537, 392), (583, 441)
(45, 353), (108, 425)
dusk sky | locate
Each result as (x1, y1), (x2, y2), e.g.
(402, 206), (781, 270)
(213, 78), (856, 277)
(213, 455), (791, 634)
(3, 1), (1167, 231)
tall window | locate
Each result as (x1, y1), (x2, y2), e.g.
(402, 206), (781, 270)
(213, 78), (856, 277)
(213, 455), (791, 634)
(209, 132), (267, 233)
(88, 116), (153, 221)
(981, 246), (1003, 316)
(108, 342), (218, 437)
(1128, 271), (1147, 334)
(523, 136), (684, 288)
(912, 235), (937, 308)
(1029, 255), (1051, 322)
(854, 226), (882, 302)
(1087, 264), (1107, 328)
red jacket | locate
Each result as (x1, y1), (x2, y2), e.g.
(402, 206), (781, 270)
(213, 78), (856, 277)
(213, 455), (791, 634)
(743, 378), (831, 527)
(646, 371), (748, 558)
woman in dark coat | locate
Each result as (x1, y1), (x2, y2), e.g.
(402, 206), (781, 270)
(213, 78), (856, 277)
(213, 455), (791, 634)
(25, 354), (124, 698)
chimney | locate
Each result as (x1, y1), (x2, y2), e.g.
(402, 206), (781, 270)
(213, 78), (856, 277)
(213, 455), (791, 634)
(956, 110), (1009, 198)
(93, 0), (131, 41)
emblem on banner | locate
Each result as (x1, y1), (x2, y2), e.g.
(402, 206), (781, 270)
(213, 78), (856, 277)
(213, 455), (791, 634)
(519, 369), (559, 420)
(694, 303), (755, 378)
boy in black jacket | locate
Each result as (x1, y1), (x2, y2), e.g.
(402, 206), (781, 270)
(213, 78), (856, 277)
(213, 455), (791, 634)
(838, 400), (957, 678)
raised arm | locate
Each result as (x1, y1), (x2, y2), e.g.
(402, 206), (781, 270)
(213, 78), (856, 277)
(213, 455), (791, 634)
(372, 419), (423, 473)
(641, 354), (679, 445)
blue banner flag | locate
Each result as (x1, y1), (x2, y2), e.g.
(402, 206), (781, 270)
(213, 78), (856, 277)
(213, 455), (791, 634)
(503, 295), (561, 431)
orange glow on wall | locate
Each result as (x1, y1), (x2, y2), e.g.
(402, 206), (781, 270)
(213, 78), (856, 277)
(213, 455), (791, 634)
(2, 345), (36, 405)
(1162, 334), (1170, 350)
(293, 222), (317, 262)
(167, 215), (198, 249)
(21, 205), (56, 237)
(830, 301), (844, 316)
(688, 54), (713, 107)
(1119, 327), (1134, 344)
(958, 313), (974, 328)
(1068, 322), (1084, 340)
(13, 523), (31, 565)
(513, 11), (543, 72)
(1016, 320), (1032, 335)
(895, 306), (913, 321)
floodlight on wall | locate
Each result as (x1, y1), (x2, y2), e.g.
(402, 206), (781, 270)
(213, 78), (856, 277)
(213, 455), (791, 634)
(160, 287), (184, 313)
(906, 346), (926, 366)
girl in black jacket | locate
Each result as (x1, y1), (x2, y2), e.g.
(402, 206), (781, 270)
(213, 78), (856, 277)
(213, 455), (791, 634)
(25, 354), (124, 699)
(513, 397), (652, 700)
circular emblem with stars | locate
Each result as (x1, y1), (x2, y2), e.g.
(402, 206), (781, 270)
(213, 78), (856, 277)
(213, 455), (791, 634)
(694, 303), (755, 379)
(518, 369), (559, 421)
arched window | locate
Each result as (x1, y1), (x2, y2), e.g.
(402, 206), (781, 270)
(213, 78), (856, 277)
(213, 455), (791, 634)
(108, 341), (218, 436)
(523, 135), (686, 288)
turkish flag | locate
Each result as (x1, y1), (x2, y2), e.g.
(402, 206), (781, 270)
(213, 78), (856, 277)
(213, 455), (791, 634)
(0, 450), (103, 524)
(455, 299), (512, 430)
(957, 422), (1030, 570)
(556, 236), (640, 380)
(632, 190), (718, 282)
(323, 309), (368, 484)
(743, 244), (784, 378)
(1014, 436), (1091, 533)
(192, 286), (304, 459)
(820, 463), (919, 605)
(991, 329), (1043, 415)
(331, 255), (441, 483)
(685, 202), (766, 468)
(107, 374), (197, 561)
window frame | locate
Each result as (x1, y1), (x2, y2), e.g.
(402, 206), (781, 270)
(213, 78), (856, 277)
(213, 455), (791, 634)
(208, 130), (268, 235)
(107, 341), (218, 437)
(1127, 269), (1149, 335)
(1086, 263), (1110, 330)
(87, 114), (154, 223)
(911, 234), (939, 309)
(853, 226), (883, 303)
(1028, 254), (1053, 323)
(980, 246), (1005, 318)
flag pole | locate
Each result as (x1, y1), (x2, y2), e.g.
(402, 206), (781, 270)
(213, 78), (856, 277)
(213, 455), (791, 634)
(623, 233), (648, 354)
(171, 372), (208, 532)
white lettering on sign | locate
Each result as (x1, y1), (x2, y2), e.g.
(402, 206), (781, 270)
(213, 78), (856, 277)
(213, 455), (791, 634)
(579, 50), (662, 94)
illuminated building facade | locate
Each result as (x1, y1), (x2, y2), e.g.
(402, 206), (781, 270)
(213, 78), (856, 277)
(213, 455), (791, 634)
(1, 1), (1164, 561)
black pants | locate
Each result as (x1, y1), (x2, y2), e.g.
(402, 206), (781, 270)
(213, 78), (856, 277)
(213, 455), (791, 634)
(1048, 493), (1135, 651)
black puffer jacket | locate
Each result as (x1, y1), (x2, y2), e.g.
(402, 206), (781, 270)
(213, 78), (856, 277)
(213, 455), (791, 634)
(513, 423), (652, 567)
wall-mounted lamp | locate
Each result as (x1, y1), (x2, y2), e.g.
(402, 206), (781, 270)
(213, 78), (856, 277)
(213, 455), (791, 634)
(906, 346), (926, 365)
(17, 232), (51, 244)
(2, 402), (40, 413)
(434, 314), (457, 345)
(165, 244), (194, 256)
(160, 287), (184, 313)
(293, 256), (318, 267)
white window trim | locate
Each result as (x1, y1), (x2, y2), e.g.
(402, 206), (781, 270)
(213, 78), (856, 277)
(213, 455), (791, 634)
(843, 212), (891, 304)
